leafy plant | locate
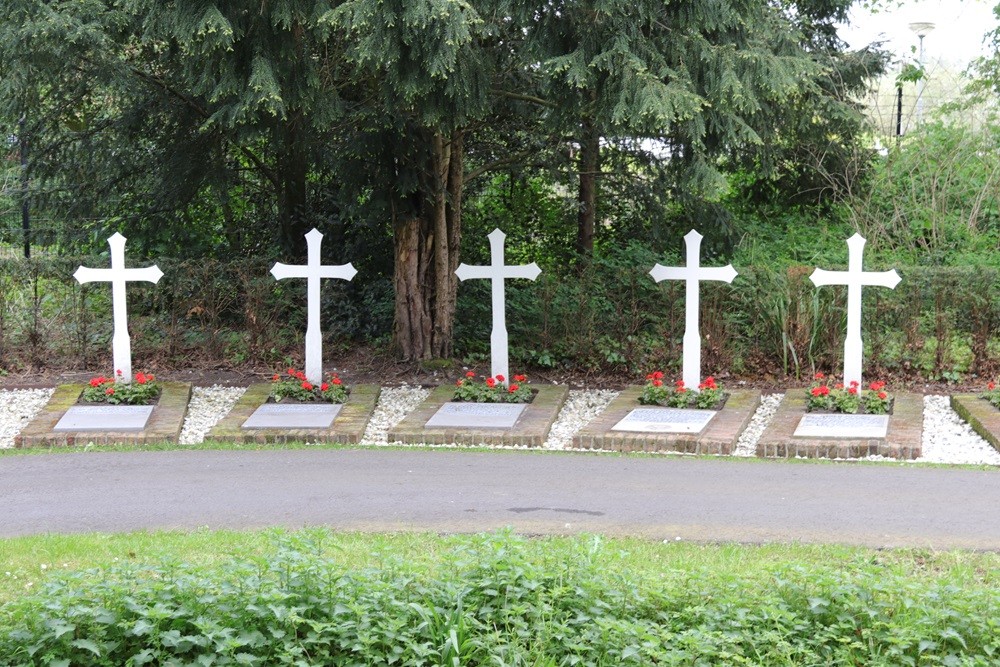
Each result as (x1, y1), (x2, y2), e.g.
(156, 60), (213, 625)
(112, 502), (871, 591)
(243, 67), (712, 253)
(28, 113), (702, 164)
(80, 370), (160, 405)
(980, 380), (1000, 410)
(270, 368), (348, 403)
(639, 372), (724, 409)
(454, 372), (532, 403)
(806, 373), (892, 414)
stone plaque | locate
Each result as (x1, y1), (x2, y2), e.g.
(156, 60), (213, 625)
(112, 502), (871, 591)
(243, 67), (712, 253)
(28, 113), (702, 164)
(794, 413), (889, 438)
(54, 405), (154, 432)
(425, 402), (528, 429)
(611, 407), (717, 434)
(242, 403), (342, 429)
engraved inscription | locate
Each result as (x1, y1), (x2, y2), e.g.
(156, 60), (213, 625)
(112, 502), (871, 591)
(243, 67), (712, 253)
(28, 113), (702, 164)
(794, 413), (889, 438)
(425, 402), (527, 428)
(612, 408), (716, 434)
(54, 405), (154, 432)
(242, 403), (342, 429)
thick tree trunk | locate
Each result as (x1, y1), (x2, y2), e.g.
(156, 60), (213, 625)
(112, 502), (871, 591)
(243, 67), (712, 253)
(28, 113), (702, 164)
(392, 129), (465, 360)
(576, 117), (600, 259)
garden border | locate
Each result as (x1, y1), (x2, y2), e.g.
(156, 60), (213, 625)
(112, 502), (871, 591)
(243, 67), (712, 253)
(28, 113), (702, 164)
(950, 394), (1000, 453)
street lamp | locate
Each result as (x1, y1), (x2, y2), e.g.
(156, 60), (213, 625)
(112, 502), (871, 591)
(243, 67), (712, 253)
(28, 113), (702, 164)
(909, 22), (935, 126)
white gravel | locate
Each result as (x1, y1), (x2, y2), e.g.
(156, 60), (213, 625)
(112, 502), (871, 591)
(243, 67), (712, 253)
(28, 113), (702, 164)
(0, 389), (54, 449)
(733, 393), (784, 457)
(178, 385), (247, 445)
(3, 384), (1000, 466)
(918, 395), (1000, 465)
(544, 389), (619, 449)
(361, 385), (431, 445)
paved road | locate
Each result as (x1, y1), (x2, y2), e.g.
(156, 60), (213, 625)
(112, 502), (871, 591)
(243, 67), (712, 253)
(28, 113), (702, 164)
(2, 450), (998, 549)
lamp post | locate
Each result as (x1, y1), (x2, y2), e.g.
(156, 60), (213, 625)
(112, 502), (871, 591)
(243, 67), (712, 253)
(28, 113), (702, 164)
(909, 21), (935, 126)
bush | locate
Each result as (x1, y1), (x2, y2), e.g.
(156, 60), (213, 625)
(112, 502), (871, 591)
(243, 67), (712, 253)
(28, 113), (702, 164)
(1, 532), (998, 665)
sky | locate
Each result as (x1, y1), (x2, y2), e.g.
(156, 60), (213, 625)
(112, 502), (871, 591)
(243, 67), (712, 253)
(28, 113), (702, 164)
(840, 0), (999, 68)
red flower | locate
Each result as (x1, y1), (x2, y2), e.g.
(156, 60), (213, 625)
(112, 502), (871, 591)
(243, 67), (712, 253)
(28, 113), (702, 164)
(646, 373), (654, 380)
(878, 391), (887, 399)
(850, 380), (859, 388)
(814, 372), (824, 380)
(456, 380), (463, 386)
(652, 379), (663, 387)
(301, 381), (313, 391)
(466, 371), (476, 378)
(116, 369), (123, 377)
(332, 377), (342, 385)
(848, 387), (858, 395)
(486, 377), (496, 388)
(811, 387), (824, 397)
(287, 368), (295, 376)
(136, 373), (147, 385)
(651, 371), (664, 380)
(508, 384), (519, 393)
(321, 382), (329, 391)
(296, 371), (306, 381)
(835, 383), (844, 389)
(89, 378), (102, 387)
(989, 382), (996, 391)
(105, 387), (115, 395)
(514, 374), (526, 382)
(678, 387), (687, 394)
(869, 381), (885, 391)
(272, 374), (280, 382)
(495, 374), (505, 382)
(675, 380), (685, 388)
(147, 374), (154, 382)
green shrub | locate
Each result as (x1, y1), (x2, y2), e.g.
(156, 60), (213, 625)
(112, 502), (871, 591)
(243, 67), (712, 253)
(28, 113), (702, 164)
(1, 533), (998, 666)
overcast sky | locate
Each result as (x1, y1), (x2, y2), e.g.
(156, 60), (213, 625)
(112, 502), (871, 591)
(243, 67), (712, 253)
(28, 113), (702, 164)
(840, 0), (999, 68)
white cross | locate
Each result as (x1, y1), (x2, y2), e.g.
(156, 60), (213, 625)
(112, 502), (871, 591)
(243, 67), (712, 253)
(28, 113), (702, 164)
(650, 230), (737, 392)
(271, 228), (357, 385)
(455, 228), (541, 385)
(810, 233), (900, 388)
(74, 233), (163, 384)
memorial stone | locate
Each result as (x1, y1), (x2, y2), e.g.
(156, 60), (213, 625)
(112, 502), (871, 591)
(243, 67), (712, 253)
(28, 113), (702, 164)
(425, 402), (527, 429)
(242, 403), (342, 429)
(793, 413), (890, 438)
(810, 234), (900, 388)
(455, 229), (541, 386)
(54, 405), (154, 432)
(612, 407), (717, 434)
(74, 233), (162, 382)
(649, 230), (737, 392)
(271, 228), (357, 385)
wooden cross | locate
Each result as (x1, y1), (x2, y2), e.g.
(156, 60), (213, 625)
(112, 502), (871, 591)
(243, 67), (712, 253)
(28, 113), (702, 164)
(74, 233), (163, 383)
(455, 228), (541, 385)
(271, 228), (357, 385)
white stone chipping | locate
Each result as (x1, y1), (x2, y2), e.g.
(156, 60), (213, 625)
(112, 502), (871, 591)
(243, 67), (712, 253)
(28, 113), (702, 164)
(361, 385), (431, 445)
(918, 395), (1000, 465)
(733, 393), (784, 457)
(0, 389), (54, 449)
(3, 383), (1000, 466)
(543, 389), (618, 449)
(178, 386), (246, 445)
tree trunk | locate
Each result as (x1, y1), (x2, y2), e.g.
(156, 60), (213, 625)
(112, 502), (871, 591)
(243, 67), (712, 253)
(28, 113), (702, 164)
(392, 129), (465, 360)
(278, 111), (309, 254)
(576, 117), (599, 260)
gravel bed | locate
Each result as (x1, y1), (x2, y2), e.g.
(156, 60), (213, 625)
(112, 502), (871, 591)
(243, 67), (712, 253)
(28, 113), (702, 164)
(733, 393), (784, 457)
(0, 389), (54, 449)
(918, 395), (1000, 465)
(543, 389), (619, 449)
(3, 385), (1000, 465)
(179, 386), (247, 445)
(361, 385), (432, 445)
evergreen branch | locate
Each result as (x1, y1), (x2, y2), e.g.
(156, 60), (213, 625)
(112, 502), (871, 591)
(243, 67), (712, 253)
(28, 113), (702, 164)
(494, 90), (557, 108)
(465, 148), (539, 183)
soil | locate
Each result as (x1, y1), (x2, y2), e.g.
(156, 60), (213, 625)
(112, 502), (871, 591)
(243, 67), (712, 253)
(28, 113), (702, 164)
(0, 343), (986, 395)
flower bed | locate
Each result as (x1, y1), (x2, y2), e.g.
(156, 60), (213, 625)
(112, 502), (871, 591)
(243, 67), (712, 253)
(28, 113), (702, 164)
(81, 371), (161, 405)
(454, 372), (533, 403)
(638, 372), (726, 410)
(269, 368), (348, 403)
(806, 373), (892, 415)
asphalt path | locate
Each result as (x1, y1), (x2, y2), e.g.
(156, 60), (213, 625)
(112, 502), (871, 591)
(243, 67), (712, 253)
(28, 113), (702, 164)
(2, 449), (998, 549)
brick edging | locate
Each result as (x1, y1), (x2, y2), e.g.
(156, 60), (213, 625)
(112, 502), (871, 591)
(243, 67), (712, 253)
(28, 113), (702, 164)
(571, 388), (761, 454)
(756, 391), (923, 459)
(207, 383), (381, 444)
(387, 384), (569, 447)
(16, 382), (192, 448)
(951, 394), (1000, 454)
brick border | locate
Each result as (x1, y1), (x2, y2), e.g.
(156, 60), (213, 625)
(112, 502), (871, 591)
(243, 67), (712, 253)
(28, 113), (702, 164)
(207, 383), (380, 444)
(951, 394), (1000, 453)
(16, 382), (192, 448)
(571, 388), (761, 454)
(756, 392), (923, 459)
(388, 384), (569, 447)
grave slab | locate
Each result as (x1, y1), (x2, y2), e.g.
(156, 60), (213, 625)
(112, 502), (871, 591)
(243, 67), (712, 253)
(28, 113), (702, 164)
(573, 388), (760, 454)
(242, 403), (342, 430)
(16, 382), (191, 448)
(612, 407), (717, 434)
(951, 394), (1000, 453)
(388, 384), (568, 447)
(54, 405), (154, 432)
(425, 402), (528, 429)
(793, 413), (889, 439)
(756, 392), (922, 460)
(209, 384), (379, 444)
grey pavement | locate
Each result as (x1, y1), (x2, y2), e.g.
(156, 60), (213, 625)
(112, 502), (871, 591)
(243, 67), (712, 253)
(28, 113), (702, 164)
(2, 449), (999, 549)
